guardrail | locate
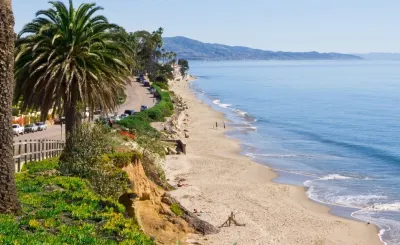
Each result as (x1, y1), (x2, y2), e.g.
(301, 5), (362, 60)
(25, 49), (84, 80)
(13, 139), (65, 172)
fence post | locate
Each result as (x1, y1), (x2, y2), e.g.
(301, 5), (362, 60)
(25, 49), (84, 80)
(38, 140), (42, 161)
(24, 140), (27, 164)
(45, 140), (47, 159)
(42, 140), (45, 160)
(18, 140), (21, 166)
(29, 140), (32, 163)
(17, 157), (21, 173)
(51, 141), (54, 158)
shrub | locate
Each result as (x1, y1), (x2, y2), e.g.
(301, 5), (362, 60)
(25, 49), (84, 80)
(22, 158), (59, 173)
(89, 164), (130, 200)
(155, 75), (168, 83)
(59, 124), (131, 199)
(170, 203), (183, 216)
(144, 108), (164, 121)
(117, 116), (160, 136)
(23, 116), (30, 125)
(107, 152), (134, 168)
(154, 81), (168, 90)
(59, 124), (109, 177)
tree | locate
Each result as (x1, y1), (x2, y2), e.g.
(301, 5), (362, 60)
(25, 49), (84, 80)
(14, 0), (132, 140)
(0, 0), (20, 214)
(178, 59), (189, 77)
(133, 27), (164, 79)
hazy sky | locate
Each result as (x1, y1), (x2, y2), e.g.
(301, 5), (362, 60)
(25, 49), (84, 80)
(12, 0), (400, 53)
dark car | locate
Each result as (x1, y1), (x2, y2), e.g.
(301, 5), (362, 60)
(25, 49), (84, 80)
(140, 105), (148, 111)
(124, 110), (135, 116)
(143, 81), (150, 87)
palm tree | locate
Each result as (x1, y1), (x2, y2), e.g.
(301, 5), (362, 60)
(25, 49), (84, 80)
(0, 0), (20, 214)
(14, 0), (132, 139)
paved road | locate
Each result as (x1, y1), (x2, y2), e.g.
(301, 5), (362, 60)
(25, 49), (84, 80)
(14, 79), (156, 141)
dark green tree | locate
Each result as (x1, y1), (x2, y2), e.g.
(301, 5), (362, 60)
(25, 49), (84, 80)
(178, 59), (189, 77)
(14, 0), (132, 139)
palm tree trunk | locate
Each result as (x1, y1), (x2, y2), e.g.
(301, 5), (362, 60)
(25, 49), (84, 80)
(64, 84), (81, 141)
(0, 0), (20, 214)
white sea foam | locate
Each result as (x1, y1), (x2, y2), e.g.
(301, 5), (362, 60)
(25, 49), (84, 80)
(212, 99), (232, 109)
(334, 195), (388, 208)
(212, 99), (221, 104)
(236, 126), (258, 131)
(246, 153), (311, 158)
(235, 109), (248, 116)
(305, 187), (388, 209)
(319, 174), (353, 180)
(365, 203), (400, 212)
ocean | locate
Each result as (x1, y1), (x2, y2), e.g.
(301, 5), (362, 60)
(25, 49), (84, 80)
(189, 60), (400, 245)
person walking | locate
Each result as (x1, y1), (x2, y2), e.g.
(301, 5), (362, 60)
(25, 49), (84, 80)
(216, 122), (218, 129)
(224, 121), (226, 129)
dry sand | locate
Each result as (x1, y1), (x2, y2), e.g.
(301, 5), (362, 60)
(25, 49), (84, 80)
(164, 77), (383, 245)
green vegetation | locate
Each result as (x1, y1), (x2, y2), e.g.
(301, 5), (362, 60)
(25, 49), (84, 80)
(0, 159), (153, 244)
(170, 203), (183, 217)
(154, 81), (169, 90)
(107, 152), (135, 168)
(178, 59), (190, 77)
(59, 124), (130, 199)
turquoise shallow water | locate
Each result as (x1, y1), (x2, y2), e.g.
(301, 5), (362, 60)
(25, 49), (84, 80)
(189, 60), (400, 245)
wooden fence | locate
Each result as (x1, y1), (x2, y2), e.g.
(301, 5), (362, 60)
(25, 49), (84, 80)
(13, 139), (66, 172)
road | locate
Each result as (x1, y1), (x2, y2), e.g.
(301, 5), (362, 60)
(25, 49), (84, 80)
(14, 79), (156, 141)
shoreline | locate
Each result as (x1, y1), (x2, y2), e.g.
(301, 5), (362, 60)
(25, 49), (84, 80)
(165, 76), (382, 245)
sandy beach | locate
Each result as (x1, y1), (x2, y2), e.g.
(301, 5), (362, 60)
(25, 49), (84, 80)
(164, 77), (382, 245)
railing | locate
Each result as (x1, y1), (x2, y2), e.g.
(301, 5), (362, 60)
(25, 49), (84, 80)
(13, 139), (65, 172)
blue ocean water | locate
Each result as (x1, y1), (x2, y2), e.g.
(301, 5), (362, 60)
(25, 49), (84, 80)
(189, 60), (400, 245)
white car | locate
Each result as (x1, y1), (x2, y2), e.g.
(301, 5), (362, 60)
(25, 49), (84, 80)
(110, 116), (121, 123)
(36, 122), (47, 131)
(12, 124), (24, 136)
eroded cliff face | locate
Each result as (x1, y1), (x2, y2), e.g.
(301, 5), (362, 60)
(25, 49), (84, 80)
(122, 159), (193, 244)
(123, 159), (163, 204)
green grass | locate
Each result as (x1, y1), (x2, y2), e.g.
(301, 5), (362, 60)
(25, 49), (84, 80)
(0, 159), (154, 245)
(170, 203), (183, 217)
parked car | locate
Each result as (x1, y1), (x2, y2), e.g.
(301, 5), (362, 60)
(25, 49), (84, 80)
(124, 110), (135, 116)
(143, 81), (150, 87)
(140, 105), (148, 111)
(24, 124), (38, 133)
(110, 116), (121, 123)
(12, 124), (24, 136)
(36, 122), (47, 131)
(120, 114), (128, 119)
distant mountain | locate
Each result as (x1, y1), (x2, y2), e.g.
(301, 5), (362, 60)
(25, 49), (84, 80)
(355, 53), (400, 60)
(162, 36), (362, 61)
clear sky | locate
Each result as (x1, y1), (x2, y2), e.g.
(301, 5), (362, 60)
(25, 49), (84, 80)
(12, 0), (400, 53)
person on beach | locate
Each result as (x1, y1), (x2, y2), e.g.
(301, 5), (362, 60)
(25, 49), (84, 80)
(216, 122), (218, 129)
(224, 121), (226, 129)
